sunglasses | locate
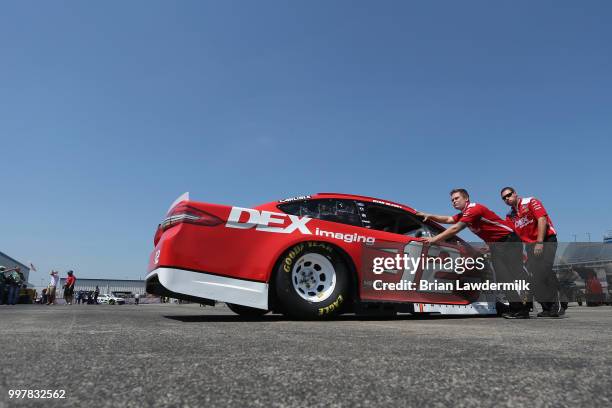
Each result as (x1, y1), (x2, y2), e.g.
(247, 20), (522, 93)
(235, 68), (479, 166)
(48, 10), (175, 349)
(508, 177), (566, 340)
(502, 192), (514, 200)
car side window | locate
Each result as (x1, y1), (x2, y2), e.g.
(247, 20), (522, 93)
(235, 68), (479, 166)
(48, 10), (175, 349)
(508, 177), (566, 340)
(361, 203), (447, 239)
(278, 199), (363, 227)
(361, 203), (419, 234)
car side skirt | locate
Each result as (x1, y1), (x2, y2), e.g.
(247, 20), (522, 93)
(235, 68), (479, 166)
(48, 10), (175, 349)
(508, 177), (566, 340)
(412, 301), (497, 315)
(146, 267), (269, 310)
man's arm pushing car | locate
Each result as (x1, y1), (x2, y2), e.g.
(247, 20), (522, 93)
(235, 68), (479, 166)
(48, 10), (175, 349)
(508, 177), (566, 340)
(424, 221), (467, 244)
(415, 211), (455, 224)
(415, 210), (466, 244)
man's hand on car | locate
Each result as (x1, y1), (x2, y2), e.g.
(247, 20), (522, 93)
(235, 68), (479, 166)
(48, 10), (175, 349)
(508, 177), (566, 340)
(415, 211), (430, 222)
(423, 236), (438, 245)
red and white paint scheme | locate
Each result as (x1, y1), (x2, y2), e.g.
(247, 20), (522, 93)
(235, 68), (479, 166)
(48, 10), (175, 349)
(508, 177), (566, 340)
(146, 193), (499, 318)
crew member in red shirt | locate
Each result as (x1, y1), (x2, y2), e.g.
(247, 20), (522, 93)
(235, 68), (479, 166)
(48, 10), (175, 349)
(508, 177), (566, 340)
(64, 270), (76, 305)
(501, 187), (560, 317)
(416, 188), (529, 318)
(585, 271), (604, 306)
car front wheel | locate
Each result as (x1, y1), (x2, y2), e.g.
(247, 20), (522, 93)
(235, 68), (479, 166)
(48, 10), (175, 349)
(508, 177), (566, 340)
(275, 242), (350, 319)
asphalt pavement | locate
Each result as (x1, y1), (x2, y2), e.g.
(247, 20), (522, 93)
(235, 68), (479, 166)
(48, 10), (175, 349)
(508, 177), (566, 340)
(1, 303), (611, 408)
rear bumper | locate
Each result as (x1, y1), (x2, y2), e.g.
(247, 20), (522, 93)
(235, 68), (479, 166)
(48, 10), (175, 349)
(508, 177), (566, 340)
(146, 267), (269, 310)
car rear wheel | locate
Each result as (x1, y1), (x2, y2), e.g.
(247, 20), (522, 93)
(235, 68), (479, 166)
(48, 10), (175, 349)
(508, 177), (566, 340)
(275, 242), (350, 319)
(226, 303), (269, 318)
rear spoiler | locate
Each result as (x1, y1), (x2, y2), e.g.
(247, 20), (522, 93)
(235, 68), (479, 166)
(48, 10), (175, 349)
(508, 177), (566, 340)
(166, 192), (190, 215)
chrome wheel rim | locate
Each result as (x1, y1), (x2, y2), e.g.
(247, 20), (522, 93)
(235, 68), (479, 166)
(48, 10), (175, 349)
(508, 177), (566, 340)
(291, 253), (336, 302)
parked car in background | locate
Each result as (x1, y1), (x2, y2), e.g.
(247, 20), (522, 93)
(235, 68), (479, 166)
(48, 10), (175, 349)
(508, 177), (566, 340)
(98, 294), (126, 305)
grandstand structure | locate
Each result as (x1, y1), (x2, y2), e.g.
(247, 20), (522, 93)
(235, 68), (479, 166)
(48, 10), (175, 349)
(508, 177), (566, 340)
(554, 235), (612, 301)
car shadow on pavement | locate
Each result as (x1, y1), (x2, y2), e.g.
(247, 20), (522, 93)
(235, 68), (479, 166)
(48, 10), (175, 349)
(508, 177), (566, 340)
(164, 315), (289, 322)
(163, 313), (497, 323)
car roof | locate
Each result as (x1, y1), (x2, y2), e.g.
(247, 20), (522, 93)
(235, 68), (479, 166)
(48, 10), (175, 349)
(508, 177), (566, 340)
(317, 193), (415, 211)
(256, 192), (454, 235)
(262, 192), (416, 213)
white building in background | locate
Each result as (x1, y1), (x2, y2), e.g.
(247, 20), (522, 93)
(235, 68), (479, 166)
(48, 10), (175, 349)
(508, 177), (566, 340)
(57, 278), (146, 298)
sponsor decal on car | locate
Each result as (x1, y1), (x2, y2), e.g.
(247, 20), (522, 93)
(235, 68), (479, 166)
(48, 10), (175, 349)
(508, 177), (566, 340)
(278, 195), (311, 203)
(314, 228), (374, 244)
(226, 207), (311, 233)
(226, 207), (375, 244)
(372, 199), (403, 209)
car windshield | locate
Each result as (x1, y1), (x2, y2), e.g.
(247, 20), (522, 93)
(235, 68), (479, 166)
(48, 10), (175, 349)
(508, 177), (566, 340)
(278, 199), (362, 227)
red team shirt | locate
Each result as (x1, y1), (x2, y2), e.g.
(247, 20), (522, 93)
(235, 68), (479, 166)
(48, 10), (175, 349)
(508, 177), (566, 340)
(66, 275), (76, 287)
(452, 202), (514, 243)
(506, 197), (556, 243)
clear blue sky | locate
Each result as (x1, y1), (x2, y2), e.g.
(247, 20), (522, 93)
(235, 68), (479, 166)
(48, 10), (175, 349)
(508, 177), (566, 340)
(2, 1), (610, 282)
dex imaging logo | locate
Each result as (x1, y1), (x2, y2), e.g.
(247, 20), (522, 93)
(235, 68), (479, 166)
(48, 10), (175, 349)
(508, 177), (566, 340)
(225, 207), (375, 243)
(225, 207), (312, 233)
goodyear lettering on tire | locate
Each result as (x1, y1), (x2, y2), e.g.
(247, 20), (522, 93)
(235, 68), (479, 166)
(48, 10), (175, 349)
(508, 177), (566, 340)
(318, 294), (344, 316)
(283, 243), (305, 273)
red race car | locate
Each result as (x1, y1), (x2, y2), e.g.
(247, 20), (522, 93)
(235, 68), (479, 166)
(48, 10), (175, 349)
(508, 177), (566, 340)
(146, 193), (498, 318)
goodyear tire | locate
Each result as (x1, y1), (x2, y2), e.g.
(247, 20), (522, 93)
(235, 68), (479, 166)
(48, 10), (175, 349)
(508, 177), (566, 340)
(226, 303), (269, 318)
(275, 242), (350, 319)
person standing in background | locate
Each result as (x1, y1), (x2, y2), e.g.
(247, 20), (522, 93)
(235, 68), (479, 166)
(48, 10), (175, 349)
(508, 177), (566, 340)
(558, 267), (581, 314)
(6, 267), (23, 305)
(0, 266), (7, 305)
(47, 270), (59, 305)
(1, 266), (22, 305)
(64, 271), (76, 305)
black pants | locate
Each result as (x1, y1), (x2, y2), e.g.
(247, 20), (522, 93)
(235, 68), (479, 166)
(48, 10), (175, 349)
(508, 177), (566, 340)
(489, 232), (526, 305)
(526, 235), (558, 309)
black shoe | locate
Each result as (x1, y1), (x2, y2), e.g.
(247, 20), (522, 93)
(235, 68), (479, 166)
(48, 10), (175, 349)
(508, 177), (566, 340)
(558, 308), (566, 316)
(549, 302), (560, 314)
(537, 310), (560, 318)
(503, 310), (530, 319)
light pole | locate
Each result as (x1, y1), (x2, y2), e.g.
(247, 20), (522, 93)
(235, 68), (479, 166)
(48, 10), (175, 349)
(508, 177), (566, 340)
(586, 232), (591, 242)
